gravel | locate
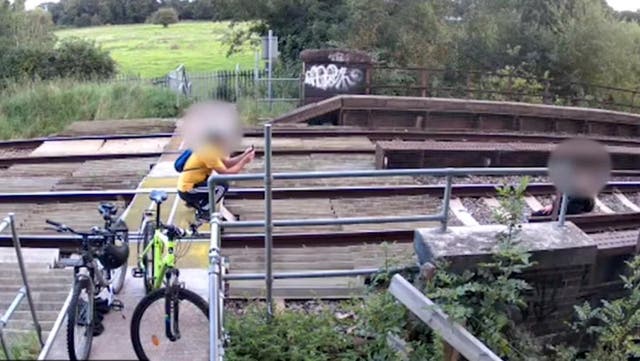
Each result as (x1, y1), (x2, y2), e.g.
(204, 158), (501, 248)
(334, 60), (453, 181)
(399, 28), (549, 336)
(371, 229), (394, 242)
(625, 193), (640, 209)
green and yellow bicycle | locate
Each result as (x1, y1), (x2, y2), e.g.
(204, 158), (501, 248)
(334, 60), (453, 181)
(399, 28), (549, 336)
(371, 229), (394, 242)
(130, 190), (209, 361)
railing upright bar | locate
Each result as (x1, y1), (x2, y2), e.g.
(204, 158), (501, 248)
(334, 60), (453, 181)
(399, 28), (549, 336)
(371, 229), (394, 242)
(558, 193), (569, 227)
(264, 124), (274, 319)
(9, 213), (43, 346)
(207, 176), (223, 361)
(440, 174), (453, 232)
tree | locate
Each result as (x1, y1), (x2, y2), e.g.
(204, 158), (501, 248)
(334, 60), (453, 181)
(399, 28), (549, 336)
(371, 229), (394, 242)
(150, 7), (178, 28)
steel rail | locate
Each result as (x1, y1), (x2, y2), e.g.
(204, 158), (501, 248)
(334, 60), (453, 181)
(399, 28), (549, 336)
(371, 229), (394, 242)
(0, 152), (161, 166)
(5, 211), (637, 249)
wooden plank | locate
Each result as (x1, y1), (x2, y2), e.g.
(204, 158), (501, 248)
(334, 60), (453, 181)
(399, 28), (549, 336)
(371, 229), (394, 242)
(595, 197), (614, 214)
(449, 198), (480, 226)
(524, 195), (544, 211)
(614, 192), (640, 212)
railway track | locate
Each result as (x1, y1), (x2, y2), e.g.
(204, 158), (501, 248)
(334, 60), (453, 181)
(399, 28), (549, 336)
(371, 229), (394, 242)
(2, 181), (640, 248)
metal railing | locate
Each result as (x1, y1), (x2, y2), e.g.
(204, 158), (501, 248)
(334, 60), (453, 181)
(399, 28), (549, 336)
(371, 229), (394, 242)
(0, 213), (43, 359)
(389, 274), (503, 361)
(205, 124), (570, 360)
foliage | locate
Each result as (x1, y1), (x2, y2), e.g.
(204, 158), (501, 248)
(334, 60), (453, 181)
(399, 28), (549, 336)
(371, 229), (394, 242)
(0, 332), (40, 360)
(425, 177), (540, 360)
(150, 7), (179, 28)
(55, 22), (256, 77)
(0, 2), (116, 84)
(556, 256), (640, 361)
(0, 80), (186, 139)
(236, 97), (295, 125)
(43, 0), (225, 27)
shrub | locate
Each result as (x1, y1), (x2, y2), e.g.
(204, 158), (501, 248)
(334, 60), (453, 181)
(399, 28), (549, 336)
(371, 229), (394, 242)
(150, 7), (179, 28)
(53, 38), (116, 80)
(0, 80), (188, 139)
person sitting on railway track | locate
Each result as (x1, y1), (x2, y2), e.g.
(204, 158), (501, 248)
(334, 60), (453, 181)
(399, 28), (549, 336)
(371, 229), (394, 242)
(531, 192), (595, 217)
(177, 129), (255, 221)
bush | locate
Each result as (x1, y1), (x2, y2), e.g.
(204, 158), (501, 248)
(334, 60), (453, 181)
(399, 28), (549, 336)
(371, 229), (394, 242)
(53, 38), (116, 80)
(0, 38), (116, 85)
(0, 80), (188, 139)
(150, 7), (179, 28)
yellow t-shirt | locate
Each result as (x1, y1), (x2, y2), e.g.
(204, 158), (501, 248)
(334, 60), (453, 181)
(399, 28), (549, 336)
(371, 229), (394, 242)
(177, 145), (227, 192)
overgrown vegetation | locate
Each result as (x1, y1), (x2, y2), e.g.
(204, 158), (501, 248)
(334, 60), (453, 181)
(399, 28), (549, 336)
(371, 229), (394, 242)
(0, 80), (186, 139)
(223, 0), (640, 98)
(0, 1), (116, 85)
(0, 332), (40, 360)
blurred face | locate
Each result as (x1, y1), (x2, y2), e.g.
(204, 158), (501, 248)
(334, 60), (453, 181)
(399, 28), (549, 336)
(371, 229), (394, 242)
(181, 101), (241, 150)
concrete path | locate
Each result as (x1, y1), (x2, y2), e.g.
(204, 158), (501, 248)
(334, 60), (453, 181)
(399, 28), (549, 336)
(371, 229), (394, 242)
(46, 269), (208, 360)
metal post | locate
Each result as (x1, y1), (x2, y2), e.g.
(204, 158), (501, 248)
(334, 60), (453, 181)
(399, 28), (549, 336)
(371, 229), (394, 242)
(207, 176), (222, 361)
(0, 328), (10, 360)
(9, 213), (43, 346)
(264, 124), (274, 319)
(440, 174), (453, 232)
(558, 193), (569, 227)
(267, 29), (273, 111)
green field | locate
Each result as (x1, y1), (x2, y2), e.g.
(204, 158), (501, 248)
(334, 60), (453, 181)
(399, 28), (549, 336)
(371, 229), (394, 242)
(55, 21), (257, 78)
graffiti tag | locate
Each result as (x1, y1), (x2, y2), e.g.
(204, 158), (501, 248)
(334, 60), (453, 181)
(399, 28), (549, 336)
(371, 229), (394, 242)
(304, 64), (364, 91)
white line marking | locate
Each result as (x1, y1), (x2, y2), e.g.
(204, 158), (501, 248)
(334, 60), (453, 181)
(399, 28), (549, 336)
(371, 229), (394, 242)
(524, 195), (543, 211)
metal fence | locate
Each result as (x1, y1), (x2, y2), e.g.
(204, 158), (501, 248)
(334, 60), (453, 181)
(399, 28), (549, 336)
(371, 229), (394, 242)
(0, 213), (43, 359)
(205, 124), (573, 361)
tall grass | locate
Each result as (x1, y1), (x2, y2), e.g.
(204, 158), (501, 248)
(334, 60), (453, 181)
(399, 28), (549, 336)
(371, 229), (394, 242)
(0, 80), (187, 139)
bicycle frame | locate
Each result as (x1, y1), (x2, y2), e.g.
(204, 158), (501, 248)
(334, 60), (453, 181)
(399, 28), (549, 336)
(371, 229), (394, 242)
(138, 228), (176, 290)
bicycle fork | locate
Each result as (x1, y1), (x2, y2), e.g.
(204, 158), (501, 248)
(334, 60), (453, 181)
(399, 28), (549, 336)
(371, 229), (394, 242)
(164, 270), (181, 342)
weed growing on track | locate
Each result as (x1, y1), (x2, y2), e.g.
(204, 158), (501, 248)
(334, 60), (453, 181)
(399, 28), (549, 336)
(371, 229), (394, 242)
(0, 80), (187, 139)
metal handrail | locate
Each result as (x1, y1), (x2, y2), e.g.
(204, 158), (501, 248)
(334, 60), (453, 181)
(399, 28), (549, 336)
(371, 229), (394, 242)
(389, 274), (503, 361)
(0, 213), (44, 359)
(205, 124), (566, 360)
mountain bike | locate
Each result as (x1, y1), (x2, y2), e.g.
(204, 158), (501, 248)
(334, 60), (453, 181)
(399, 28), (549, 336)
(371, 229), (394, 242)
(130, 190), (209, 360)
(46, 220), (126, 361)
(133, 190), (203, 293)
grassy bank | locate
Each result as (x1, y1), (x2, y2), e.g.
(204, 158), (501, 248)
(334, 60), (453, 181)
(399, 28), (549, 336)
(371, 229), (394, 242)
(55, 22), (257, 77)
(0, 80), (187, 139)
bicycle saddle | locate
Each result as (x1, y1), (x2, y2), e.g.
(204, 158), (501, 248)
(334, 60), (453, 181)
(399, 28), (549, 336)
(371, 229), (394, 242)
(149, 190), (168, 204)
(98, 203), (117, 216)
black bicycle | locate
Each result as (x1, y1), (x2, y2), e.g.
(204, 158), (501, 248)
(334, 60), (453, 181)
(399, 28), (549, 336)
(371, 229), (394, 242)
(46, 219), (129, 361)
(98, 202), (129, 294)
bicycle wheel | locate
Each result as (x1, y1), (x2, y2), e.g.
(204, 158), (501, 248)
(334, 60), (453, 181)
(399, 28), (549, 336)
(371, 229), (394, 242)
(141, 221), (155, 293)
(67, 276), (95, 361)
(110, 229), (129, 294)
(130, 287), (209, 361)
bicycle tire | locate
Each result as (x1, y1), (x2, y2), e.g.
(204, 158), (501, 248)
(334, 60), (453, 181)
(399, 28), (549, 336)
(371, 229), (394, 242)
(141, 221), (155, 293)
(130, 287), (209, 361)
(66, 276), (95, 361)
(110, 229), (129, 294)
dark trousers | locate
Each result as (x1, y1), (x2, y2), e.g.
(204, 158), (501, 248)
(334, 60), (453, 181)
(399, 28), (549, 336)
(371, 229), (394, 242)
(178, 181), (228, 211)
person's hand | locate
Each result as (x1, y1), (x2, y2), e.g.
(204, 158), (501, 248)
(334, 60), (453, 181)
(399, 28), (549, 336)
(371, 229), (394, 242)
(540, 204), (553, 215)
(242, 146), (254, 155)
(245, 149), (256, 162)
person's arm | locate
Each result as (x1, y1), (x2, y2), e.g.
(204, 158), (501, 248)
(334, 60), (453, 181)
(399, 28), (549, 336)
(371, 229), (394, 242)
(223, 147), (253, 168)
(215, 150), (255, 174)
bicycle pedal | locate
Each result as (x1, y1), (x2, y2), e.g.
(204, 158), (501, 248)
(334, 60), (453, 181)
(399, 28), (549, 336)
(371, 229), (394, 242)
(131, 268), (144, 278)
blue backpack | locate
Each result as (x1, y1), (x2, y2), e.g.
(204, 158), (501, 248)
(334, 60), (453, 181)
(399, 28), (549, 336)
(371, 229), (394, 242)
(174, 149), (193, 172)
